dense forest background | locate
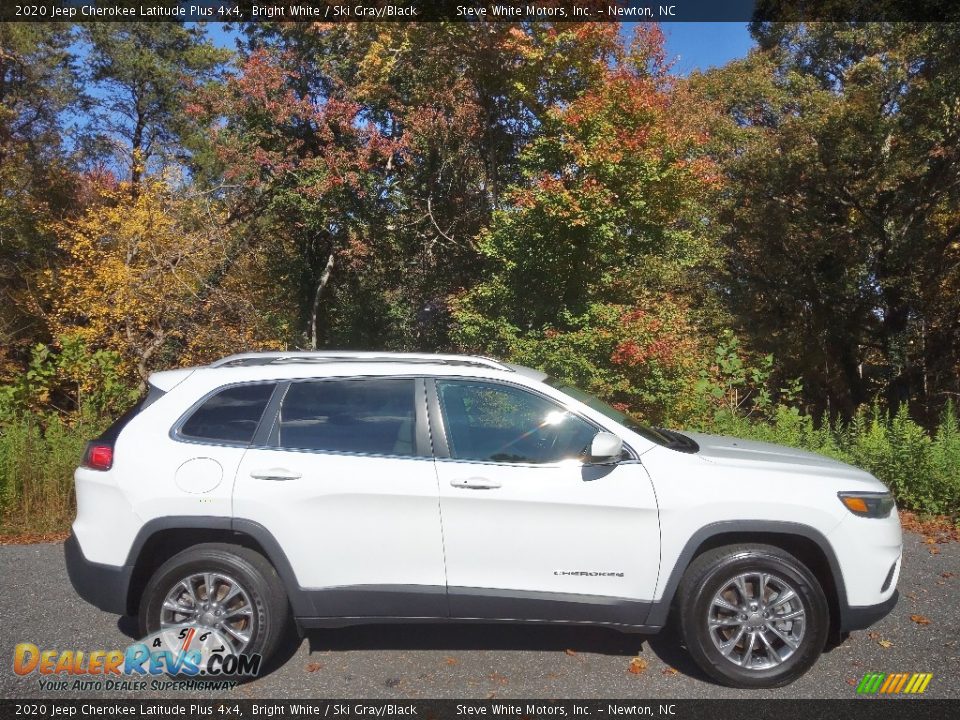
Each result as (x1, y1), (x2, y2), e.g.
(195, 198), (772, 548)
(1, 21), (959, 531)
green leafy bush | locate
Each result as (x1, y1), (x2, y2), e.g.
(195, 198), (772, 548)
(693, 401), (960, 517)
(0, 337), (137, 533)
(664, 332), (959, 517)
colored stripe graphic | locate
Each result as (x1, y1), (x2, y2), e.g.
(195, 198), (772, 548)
(907, 673), (933, 694)
(892, 673), (909, 693)
(857, 672), (932, 694)
(857, 673), (886, 693)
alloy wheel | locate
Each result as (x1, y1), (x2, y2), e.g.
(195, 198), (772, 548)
(706, 571), (807, 670)
(159, 572), (255, 655)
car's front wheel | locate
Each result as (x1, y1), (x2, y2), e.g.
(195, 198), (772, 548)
(139, 543), (289, 668)
(677, 543), (829, 688)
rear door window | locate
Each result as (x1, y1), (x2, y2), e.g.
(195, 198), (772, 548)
(179, 383), (276, 444)
(273, 378), (419, 457)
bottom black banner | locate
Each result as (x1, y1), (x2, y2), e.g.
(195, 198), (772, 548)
(0, 700), (957, 720)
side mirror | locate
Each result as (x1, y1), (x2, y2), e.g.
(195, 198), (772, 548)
(589, 432), (623, 464)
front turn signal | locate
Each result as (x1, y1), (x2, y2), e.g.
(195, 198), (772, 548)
(838, 491), (895, 518)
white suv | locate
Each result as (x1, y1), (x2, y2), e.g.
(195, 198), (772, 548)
(66, 352), (902, 688)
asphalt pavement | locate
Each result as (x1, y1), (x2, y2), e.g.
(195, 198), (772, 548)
(1, 530), (957, 700)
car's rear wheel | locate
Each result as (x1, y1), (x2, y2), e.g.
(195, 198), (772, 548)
(677, 544), (829, 688)
(140, 544), (289, 668)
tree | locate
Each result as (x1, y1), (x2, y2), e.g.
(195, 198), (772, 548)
(201, 22), (620, 350)
(197, 47), (400, 350)
(82, 23), (228, 189)
(696, 22), (960, 419)
(0, 24), (82, 368)
(452, 27), (721, 423)
(40, 180), (283, 384)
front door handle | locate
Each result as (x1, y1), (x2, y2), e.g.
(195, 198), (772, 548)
(450, 477), (501, 490)
(250, 468), (302, 481)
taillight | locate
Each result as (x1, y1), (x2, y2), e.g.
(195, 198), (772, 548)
(83, 443), (114, 471)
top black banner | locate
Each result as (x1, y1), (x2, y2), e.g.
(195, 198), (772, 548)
(3, 0), (960, 23)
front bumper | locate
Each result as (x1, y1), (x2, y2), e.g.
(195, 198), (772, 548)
(64, 532), (133, 616)
(840, 589), (899, 632)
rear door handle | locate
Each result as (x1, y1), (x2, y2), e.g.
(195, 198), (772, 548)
(450, 477), (502, 490)
(250, 468), (302, 481)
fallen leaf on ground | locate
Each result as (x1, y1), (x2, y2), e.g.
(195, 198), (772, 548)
(0, 532), (69, 545)
(910, 614), (931, 625)
(628, 657), (648, 675)
(929, 546), (941, 555)
(942, 572), (955, 578)
(489, 672), (509, 685)
(305, 662), (323, 672)
(900, 512), (960, 542)
(846, 678), (858, 686)
(564, 649), (577, 657)
(661, 667), (679, 676)
(878, 639), (893, 649)
(867, 631), (880, 640)
(444, 657), (458, 666)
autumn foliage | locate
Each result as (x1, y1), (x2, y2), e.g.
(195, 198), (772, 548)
(40, 181), (283, 383)
(2, 21), (960, 529)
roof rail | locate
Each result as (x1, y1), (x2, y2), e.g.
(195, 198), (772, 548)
(209, 351), (513, 371)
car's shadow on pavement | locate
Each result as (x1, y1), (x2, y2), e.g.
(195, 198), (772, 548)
(303, 620), (714, 683)
(117, 615), (139, 639)
(306, 622), (639, 655)
(118, 615), (714, 685)
(643, 624), (713, 682)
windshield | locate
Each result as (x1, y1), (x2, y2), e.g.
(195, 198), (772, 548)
(545, 377), (699, 453)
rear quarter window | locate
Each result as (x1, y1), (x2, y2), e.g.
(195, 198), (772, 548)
(178, 383), (276, 444)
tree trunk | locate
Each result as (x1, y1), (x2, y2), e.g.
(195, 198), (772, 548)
(309, 251), (335, 350)
(130, 103), (145, 194)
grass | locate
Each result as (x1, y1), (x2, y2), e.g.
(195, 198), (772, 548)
(0, 413), (90, 534)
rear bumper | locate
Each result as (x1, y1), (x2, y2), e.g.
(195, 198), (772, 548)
(840, 589), (899, 632)
(64, 532), (132, 616)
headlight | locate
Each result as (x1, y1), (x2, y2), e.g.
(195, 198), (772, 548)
(838, 491), (895, 518)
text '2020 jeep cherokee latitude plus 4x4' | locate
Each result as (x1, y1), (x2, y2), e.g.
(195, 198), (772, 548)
(66, 352), (901, 688)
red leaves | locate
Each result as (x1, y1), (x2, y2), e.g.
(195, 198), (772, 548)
(209, 47), (404, 200)
(611, 304), (688, 368)
(612, 338), (679, 366)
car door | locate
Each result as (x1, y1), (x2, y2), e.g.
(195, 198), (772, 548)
(430, 378), (660, 625)
(232, 376), (447, 618)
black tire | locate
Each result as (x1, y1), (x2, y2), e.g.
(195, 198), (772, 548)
(677, 543), (829, 688)
(139, 543), (289, 670)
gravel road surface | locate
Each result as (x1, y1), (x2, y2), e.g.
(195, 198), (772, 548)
(1, 531), (957, 699)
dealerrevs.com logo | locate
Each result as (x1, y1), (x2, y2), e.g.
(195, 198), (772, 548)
(13, 627), (261, 692)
